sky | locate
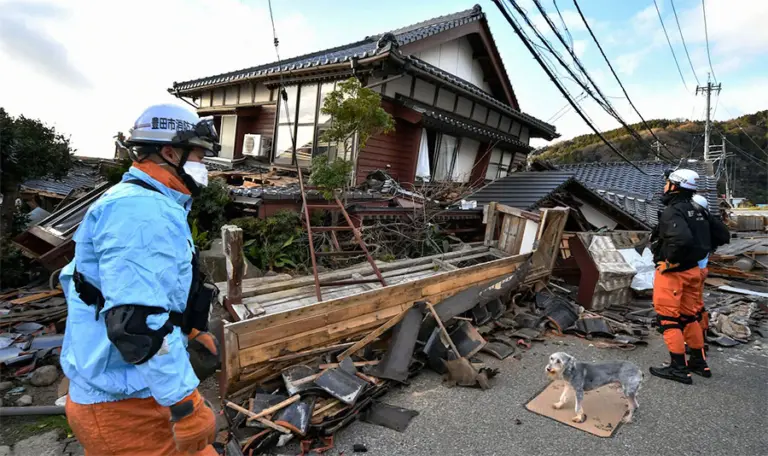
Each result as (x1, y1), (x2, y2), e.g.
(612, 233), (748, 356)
(2, 0), (767, 157)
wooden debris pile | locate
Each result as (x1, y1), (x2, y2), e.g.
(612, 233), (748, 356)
(214, 207), (571, 453)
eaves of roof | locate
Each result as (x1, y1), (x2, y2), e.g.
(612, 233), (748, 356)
(403, 56), (557, 139)
(171, 6), (484, 93)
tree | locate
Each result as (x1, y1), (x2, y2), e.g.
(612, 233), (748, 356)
(319, 77), (395, 156)
(310, 77), (395, 197)
(0, 108), (73, 229)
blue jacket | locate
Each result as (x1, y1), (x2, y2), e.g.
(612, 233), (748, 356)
(60, 167), (199, 407)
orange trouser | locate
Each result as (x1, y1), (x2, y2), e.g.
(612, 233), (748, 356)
(699, 267), (709, 331)
(653, 267), (705, 355)
(65, 395), (218, 456)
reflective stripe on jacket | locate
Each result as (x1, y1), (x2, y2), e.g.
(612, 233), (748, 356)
(60, 166), (199, 407)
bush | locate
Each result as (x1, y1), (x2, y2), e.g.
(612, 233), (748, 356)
(0, 211), (35, 290)
(231, 211), (308, 272)
(309, 155), (355, 199)
(188, 177), (231, 249)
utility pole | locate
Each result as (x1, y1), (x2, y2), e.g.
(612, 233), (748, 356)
(696, 73), (722, 162)
(652, 140), (662, 161)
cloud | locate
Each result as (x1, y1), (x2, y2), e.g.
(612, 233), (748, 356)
(615, 49), (648, 76)
(0, 0), (318, 158)
(572, 40), (587, 58)
(0, 1), (90, 90)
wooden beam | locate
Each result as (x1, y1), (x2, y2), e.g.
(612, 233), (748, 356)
(246, 395), (300, 422)
(222, 225), (244, 306)
(495, 203), (541, 222)
(9, 289), (62, 305)
(265, 342), (357, 363)
(223, 401), (291, 434)
(337, 308), (411, 360)
(484, 202), (498, 246)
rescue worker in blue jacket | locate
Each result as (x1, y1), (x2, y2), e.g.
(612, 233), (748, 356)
(60, 103), (222, 455)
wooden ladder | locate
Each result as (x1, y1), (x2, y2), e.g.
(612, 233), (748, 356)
(296, 166), (387, 301)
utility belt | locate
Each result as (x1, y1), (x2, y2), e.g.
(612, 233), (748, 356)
(72, 178), (217, 335)
(72, 253), (216, 335)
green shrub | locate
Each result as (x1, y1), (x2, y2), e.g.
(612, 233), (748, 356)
(231, 211), (308, 272)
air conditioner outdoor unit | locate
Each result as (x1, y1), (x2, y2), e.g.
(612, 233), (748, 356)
(242, 134), (270, 157)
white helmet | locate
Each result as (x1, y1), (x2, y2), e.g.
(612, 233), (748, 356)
(692, 194), (708, 210)
(126, 103), (220, 156)
(667, 169), (698, 191)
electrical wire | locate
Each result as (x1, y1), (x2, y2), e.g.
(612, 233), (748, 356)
(553, 0), (574, 49)
(652, 0), (690, 92)
(492, 0), (657, 175)
(701, 0), (717, 84)
(717, 103), (768, 157)
(722, 136), (768, 166)
(542, 0), (678, 162)
(267, 0), (298, 162)
(670, 0), (700, 85)
(513, 0), (670, 163)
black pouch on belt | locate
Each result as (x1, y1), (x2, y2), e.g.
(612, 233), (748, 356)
(176, 248), (218, 334)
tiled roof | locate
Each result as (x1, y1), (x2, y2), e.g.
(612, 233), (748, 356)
(468, 171), (575, 210)
(467, 171), (650, 228)
(420, 108), (532, 151)
(21, 163), (103, 197)
(406, 56), (557, 138)
(554, 162), (719, 225)
(172, 6), (485, 92)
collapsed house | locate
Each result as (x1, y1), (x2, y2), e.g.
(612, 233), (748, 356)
(169, 5), (557, 188)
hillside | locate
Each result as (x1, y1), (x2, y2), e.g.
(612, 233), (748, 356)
(536, 110), (768, 203)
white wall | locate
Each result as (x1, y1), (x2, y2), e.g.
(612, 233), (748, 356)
(519, 220), (539, 254)
(573, 196), (619, 230)
(219, 115), (237, 160)
(452, 138), (480, 182)
(412, 37), (492, 94)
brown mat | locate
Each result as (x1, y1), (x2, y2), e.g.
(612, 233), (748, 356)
(525, 380), (628, 437)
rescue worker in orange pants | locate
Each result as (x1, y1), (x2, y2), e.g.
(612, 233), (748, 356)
(649, 169), (711, 384)
(60, 104), (222, 455)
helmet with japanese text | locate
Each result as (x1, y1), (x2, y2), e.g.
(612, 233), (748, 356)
(667, 169), (698, 191)
(125, 103), (220, 157)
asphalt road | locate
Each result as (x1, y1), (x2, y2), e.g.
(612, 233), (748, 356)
(277, 333), (768, 456)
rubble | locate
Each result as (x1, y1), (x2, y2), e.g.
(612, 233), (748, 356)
(28, 365), (59, 387)
(15, 395), (32, 407)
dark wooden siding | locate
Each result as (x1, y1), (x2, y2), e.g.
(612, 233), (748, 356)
(356, 117), (420, 185)
(233, 105), (276, 159)
(469, 141), (491, 186)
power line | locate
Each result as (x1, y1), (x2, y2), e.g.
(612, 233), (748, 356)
(701, 0), (717, 83)
(718, 103), (768, 157)
(514, 0), (674, 163)
(567, 0), (678, 162)
(492, 0), (657, 175)
(670, 0), (700, 85)
(721, 135), (768, 166)
(267, 0), (298, 163)
(553, 0), (574, 48)
(652, 0), (690, 92)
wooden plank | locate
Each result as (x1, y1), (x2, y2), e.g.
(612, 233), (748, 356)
(246, 395), (300, 422)
(238, 285), (422, 348)
(222, 225), (244, 305)
(223, 401), (291, 434)
(318, 360), (380, 369)
(484, 202), (498, 246)
(229, 251), (525, 338)
(337, 308), (410, 360)
(216, 273), (292, 296)
(495, 203), (541, 222)
(238, 304), (408, 366)
(312, 400), (341, 417)
(511, 216), (527, 255)
(433, 259), (458, 271)
(9, 289), (62, 305)
(238, 247), (489, 298)
(498, 214), (512, 251)
(223, 326), (240, 388)
(266, 342), (357, 363)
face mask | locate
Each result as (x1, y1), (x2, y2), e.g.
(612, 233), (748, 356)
(183, 161), (208, 187)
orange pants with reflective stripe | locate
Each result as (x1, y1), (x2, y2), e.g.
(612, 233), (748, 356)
(653, 267), (704, 355)
(65, 395), (218, 456)
(699, 267), (709, 331)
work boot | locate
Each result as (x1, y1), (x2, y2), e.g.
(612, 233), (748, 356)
(649, 353), (692, 385)
(688, 348), (712, 378)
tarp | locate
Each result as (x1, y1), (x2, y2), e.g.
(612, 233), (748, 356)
(415, 128), (431, 181)
(618, 247), (655, 291)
